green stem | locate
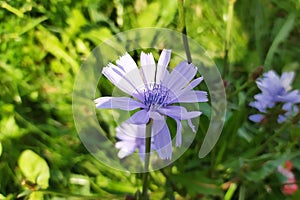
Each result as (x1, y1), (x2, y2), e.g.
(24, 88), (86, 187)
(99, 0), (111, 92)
(36, 189), (112, 199)
(223, 0), (236, 77)
(178, 0), (192, 63)
(227, 80), (251, 99)
(254, 121), (291, 156)
(249, 106), (300, 157)
(142, 121), (152, 200)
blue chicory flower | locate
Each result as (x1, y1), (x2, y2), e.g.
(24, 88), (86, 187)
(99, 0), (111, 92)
(95, 49), (208, 160)
(249, 70), (300, 123)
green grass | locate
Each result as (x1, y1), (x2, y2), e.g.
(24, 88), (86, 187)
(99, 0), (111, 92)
(0, 0), (300, 199)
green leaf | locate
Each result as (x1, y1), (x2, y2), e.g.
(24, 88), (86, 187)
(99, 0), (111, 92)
(244, 153), (300, 182)
(137, 2), (160, 27)
(0, 142), (2, 157)
(69, 174), (90, 195)
(81, 28), (112, 45)
(0, 193), (5, 199)
(96, 174), (137, 194)
(36, 27), (79, 74)
(292, 156), (300, 171)
(171, 172), (223, 197)
(156, 0), (177, 27)
(224, 183), (237, 200)
(1, 2), (24, 18)
(29, 192), (43, 200)
(19, 16), (48, 35)
(18, 150), (50, 189)
(0, 115), (23, 140)
(264, 13), (296, 68)
(65, 9), (87, 37)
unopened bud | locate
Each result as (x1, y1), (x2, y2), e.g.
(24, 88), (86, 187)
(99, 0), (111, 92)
(250, 66), (264, 81)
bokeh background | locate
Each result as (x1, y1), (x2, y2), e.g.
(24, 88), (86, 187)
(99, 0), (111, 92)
(1, 0), (300, 199)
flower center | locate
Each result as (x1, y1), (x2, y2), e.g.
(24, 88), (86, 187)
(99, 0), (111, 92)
(143, 84), (170, 109)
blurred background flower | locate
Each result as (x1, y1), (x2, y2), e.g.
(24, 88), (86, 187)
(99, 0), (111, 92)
(249, 70), (300, 123)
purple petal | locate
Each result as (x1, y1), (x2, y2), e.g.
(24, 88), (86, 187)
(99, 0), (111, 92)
(172, 90), (208, 103)
(102, 64), (135, 96)
(103, 54), (145, 100)
(159, 106), (202, 120)
(282, 102), (293, 111)
(116, 123), (146, 139)
(251, 93), (275, 111)
(111, 66), (144, 95)
(127, 110), (150, 124)
(249, 114), (264, 122)
(280, 71), (294, 91)
(115, 122), (147, 160)
(140, 52), (155, 67)
(115, 141), (137, 158)
(156, 49), (171, 83)
(175, 119), (182, 147)
(168, 77), (205, 103)
(116, 140), (136, 149)
(149, 111), (165, 137)
(140, 52), (156, 84)
(116, 131), (135, 141)
(95, 97), (144, 110)
(277, 115), (286, 124)
(188, 119), (196, 132)
(158, 49), (171, 68)
(278, 90), (300, 103)
(116, 53), (138, 73)
(163, 61), (197, 92)
(256, 70), (281, 95)
(115, 54), (145, 91)
(152, 119), (172, 160)
(188, 77), (204, 89)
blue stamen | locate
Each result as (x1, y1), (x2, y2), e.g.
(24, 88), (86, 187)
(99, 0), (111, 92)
(143, 84), (169, 108)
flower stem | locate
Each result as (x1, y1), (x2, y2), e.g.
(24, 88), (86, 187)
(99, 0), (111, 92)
(178, 0), (192, 64)
(254, 121), (291, 156)
(142, 121), (152, 200)
(223, 0), (236, 78)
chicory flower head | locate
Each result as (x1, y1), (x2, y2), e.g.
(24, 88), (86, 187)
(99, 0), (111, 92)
(249, 70), (300, 123)
(95, 49), (208, 160)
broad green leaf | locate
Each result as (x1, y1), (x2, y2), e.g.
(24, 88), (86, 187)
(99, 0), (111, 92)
(29, 192), (43, 200)
(18, 150), (50, 189)
(0, 115), (22, 140)
(0, 193), (5, 199)
(156, 0), (177, 27)
(0, 143), (2, 157)
(137, 2), (160, 27)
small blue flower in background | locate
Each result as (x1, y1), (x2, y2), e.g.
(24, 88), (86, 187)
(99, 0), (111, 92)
(249, 70), (300, 123)
(95, 49), (208, 160)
